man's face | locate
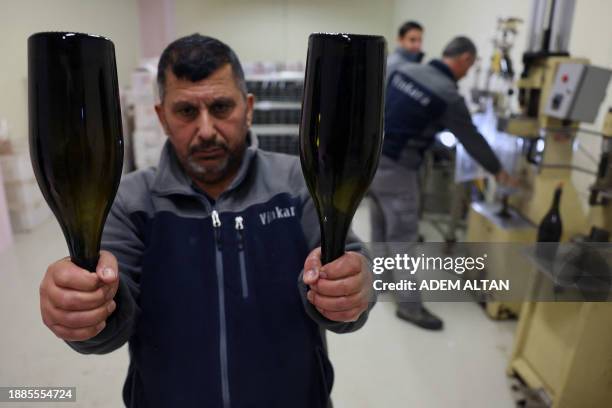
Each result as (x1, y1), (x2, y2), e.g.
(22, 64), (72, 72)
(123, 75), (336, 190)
(398, 29), (423, 53)
(155, 64), (254, 188)
(455, 52), (477, 80)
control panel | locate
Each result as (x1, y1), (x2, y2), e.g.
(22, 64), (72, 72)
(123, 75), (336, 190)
(544, 62), (611, 123)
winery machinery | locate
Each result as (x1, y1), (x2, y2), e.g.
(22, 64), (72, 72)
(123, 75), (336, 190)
(464, 0), (612, 406)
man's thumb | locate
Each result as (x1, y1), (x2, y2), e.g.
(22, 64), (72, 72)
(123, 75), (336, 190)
(96, 265), (118, 284)
(96, 250), (119, 284)
(303, 267), (320, 285)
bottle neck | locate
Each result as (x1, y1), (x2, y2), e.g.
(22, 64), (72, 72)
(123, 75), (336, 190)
(551, 188), (562, 212)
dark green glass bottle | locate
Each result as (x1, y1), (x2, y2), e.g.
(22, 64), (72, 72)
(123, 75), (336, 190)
(536, 184), (563, 267)
(537, 185), (563, 243)
(299, 33), (386, 264)
(28, 32), (124, 272)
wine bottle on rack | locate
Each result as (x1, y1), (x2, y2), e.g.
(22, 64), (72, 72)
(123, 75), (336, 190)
(28, 32), (124, 272)
(536, 184), (563, 265)
(299, 33), (386, 264)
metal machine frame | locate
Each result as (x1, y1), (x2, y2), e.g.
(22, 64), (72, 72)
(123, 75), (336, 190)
(465, 0), (612, 405)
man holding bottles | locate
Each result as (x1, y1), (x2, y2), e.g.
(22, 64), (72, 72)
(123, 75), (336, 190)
(370, 36), (516, 330)
(38, 34), (373, 408)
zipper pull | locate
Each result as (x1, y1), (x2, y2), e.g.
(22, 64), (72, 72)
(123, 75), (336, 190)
(212, 210), (222, 248)
(212, 210), (222, 227)
(234, 216), (244, 231)
(235, 216), (244, 250)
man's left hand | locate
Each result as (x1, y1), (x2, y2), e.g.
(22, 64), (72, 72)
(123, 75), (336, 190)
(302, 248), (371, 322)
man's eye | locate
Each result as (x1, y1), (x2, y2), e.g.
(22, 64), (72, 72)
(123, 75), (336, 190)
(178, 106), (197, 117)
(210, 103), (233, 116)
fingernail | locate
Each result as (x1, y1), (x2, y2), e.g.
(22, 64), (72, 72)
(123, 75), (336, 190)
(97, 321), (106, 331)
(107, 301), (116, 314)
(306, 291), (313, 302)
(319, 268), (328, 279)
(103, 267), (116, 279)
(305, 269), (316, 280)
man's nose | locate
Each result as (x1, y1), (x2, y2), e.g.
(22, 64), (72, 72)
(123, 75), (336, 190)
(195, 109), (216, 140)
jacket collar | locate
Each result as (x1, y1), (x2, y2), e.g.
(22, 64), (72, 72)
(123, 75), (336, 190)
(395, 47), (424, 63)
(429, 59), (457, 83)
(151, 131), (258, 198)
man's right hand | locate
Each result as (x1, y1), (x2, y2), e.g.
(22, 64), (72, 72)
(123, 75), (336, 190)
(40, 250), (119, 342)
(495, 170), (520, 188)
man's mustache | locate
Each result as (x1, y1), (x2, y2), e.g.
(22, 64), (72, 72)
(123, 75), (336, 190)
(188, 140), (228, 155)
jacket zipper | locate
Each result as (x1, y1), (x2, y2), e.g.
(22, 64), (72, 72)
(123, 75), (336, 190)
(234, 216), (249, 299)
(212, 210), (231, 408)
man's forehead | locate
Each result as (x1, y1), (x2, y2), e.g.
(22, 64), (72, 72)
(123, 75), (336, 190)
(404, 30), (422, 38)
(163, 64), (239, 98)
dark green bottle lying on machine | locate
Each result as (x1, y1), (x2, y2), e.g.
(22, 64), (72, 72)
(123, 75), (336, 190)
(299, 33), (386, 264)
(28, 32), (124, 272)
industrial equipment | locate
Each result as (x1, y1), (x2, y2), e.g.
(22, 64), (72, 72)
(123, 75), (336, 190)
(467, 0), (612, 294)
(471, 17), (523, 115)
(465, 0), (612, 405)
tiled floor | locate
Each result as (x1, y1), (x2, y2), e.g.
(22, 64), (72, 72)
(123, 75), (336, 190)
(0, 199), (517, 407)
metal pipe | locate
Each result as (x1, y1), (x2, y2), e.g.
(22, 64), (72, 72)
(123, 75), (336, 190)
(541, 0), (557, 51)
(526, 0), (548, 52)
(549, 0), (576, 53)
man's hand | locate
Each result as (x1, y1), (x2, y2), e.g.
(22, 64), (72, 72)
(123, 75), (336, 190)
(495, 170), (520, 188)
(40, 250), (119, 341)
(302, 248), (372, 322)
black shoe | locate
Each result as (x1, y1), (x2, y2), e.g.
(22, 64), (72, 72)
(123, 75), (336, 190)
(396, 306), (444, 330)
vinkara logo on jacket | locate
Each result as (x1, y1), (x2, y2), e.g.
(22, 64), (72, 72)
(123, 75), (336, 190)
(391, 74), (431, 107)
(259, 206), (297, 226)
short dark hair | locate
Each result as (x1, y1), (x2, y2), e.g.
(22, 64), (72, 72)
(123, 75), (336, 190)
(442, 36), (477, 58)
(398, 21), (423, 38)
(157, 33), (247, 100)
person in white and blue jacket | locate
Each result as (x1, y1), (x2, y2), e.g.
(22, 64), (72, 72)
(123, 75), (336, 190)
(370, 36), (516, 331)
(388, 20), (426, 67)
(39, 34), (374, 408)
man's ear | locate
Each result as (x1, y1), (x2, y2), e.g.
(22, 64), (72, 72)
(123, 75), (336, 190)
(155, 104), (171, 135)
(245, 93), (255, 128)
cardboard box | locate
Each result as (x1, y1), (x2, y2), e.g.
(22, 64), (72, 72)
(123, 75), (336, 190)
(0, 167), (13, 251)
(134, 144), (163, 169)
(133, 129), (165, 149)
(4, 180), (44, 211)
(134, 103), (161, 130)
(0, 153), (35, 183)
(9, 201), (51, 232)
(131, 68), (157, 97)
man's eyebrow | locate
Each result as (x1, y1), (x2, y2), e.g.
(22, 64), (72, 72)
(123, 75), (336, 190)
(210, 96), (236, 105)
(170, 99), (197, 108)
(170, 96), (236, 107)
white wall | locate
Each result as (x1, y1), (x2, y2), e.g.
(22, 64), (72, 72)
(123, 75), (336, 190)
(0, 0), (141, 142)
(174, 0), (395, 63)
